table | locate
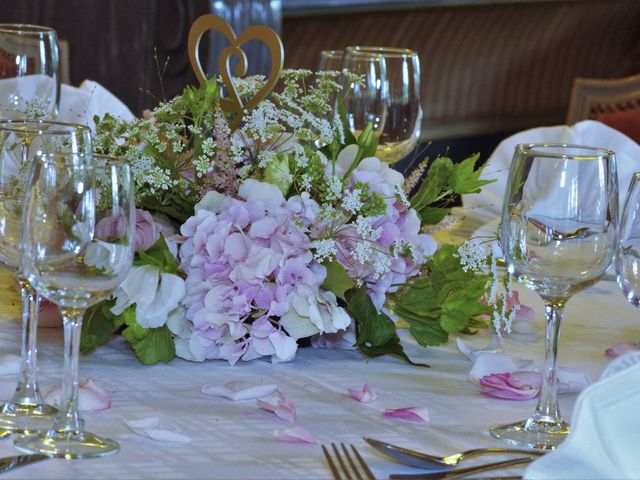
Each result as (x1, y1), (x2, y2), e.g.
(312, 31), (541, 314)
(0, 265), (637, 479)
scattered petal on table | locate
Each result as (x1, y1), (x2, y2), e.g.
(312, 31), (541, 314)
(257, 390), (296, 423)
(44, 377), (111, 411)
(557, 367), (591, 393)
(273, 426), (316, 444)
(201, 380), (278, 401)
(605, 342), (640, 359)
(480, 372), (541, 400)
(456, 337), (501, 362)
(348, 384), (378, 403)
(468, 353), (519, 384)
(383, 407), (429, 423)
(125, 417), (191, 444)
(0, 354), (20, 377)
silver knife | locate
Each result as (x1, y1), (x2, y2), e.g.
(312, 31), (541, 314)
(0, 454), (49, 473)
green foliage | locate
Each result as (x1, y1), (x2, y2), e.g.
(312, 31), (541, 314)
(391, 244), (492, 347)
(134, 235), (180, 275)
(411, 153), (494, 225)
(345, 286), (429, 367)
(131, 326), (176, 365)
(80, 299), (118, 353)
(322, 260), (355, 301)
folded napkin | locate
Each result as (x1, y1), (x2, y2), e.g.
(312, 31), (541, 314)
(59, 80), (135, 127)
(462, 120), (640, 226)
(524, 351), (640, 479)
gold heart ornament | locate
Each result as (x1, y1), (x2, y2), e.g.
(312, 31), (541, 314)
(188, 14), (284, 130)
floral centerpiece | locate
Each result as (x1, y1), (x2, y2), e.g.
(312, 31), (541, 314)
(80, 59), (510, 366)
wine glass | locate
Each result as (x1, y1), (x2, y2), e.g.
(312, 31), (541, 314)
(318, 50), (344, 71)
(341, 46), (422, 164)
(0, 120), (91, 433)
(16, 153), (134, 458)
(494, 144), (618, 449)
(0, 24), (60, 119)
(617, 172), (640, 305)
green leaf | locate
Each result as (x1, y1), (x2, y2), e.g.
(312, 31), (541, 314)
(130, 325), (176, 365)
(80, 299), (117, 353)
(416, 206), (451, 226)
(358, 333), (429, 367)
(410, 156), (453, 211)
(345, 286), (425, 366)
(345, 286), (395, 346)
(338, 100), (357, 145)
(322, 260), (355, 301)
(450, 153), (495, 194)
(134, 235), (179, 274)
(120, 306), (148, 343)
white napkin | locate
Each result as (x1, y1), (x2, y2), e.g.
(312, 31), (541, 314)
(59, 80), (135, 128)
(462, 120), (640, 226)
(524, 352), (640, 479)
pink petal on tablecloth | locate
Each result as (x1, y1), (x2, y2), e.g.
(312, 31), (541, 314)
(257, 391), (296, 423)
(480, 372), (541, 400)
(273, 426), (316, 444)
(45, 377), (111, 411)
(605, 342), (639, 359)
(348, 384), (378, 403)
(0, 354), (20, 377)
(125, 417), (191, 444)
(201, 381), (278, 401)
(383, 407), (429, 423)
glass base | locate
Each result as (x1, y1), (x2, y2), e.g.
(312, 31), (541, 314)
(490, 417), (570, 450)
(14, 429), (119, 459)
(0, 401), (57, 434)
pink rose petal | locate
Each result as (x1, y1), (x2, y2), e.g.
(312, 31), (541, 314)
(605, 342), (639, 359)
(273, 426), (316, 444)
(201, 381), (278, 401)
(44, 377), (111, 411)
(383, 407), (429, 423)
(348, 384), (378, 403)
(257, 391), (296, 423)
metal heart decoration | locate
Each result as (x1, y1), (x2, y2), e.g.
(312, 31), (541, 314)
(188, 14), (284, 130)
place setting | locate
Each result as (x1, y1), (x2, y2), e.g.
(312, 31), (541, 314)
(0, 9), (637, 480)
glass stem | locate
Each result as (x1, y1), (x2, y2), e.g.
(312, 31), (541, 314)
(532, 299), (565, 422)
(11, 278), (42, 405)
(52, 309), (84, 433)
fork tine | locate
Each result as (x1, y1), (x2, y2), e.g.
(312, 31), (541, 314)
(332, 443), (354, 480)
(340, 443), (363, 480)
(322, 444), (342, 480)
(349, 444), (375, 480)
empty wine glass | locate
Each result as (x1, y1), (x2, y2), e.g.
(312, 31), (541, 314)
(0, 120), (91, 433)
(494, 144), (618, 449)
(318, 50), (344, 71)
(341, 46), (422, 164)
(617, 172), (640, 305)
(16, 153), (134, 458)
(0, 24), (60, 119)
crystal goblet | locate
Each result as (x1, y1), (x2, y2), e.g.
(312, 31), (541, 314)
(16, 153), (133, 458)
(0, 24), (59, 119)
(0, 120), (91, 434)
(492, 144), (618, 449)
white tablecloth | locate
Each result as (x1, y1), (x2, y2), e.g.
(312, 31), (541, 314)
(0, 269), (637, 479)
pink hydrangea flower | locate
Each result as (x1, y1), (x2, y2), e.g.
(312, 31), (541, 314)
(177, 181), (351, 365)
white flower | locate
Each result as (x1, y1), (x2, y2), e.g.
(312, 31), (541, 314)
(111, 265), (186, 329)
(195, 190), (227, 213)
(238, 179), (285, 212)
(352, 241), (372, 264)
(313, 239), (337, 262)
(279, 287), (351, 340)
(342, 188), (363, 214)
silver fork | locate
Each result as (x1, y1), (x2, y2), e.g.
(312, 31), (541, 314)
(322, 442), (376, 480)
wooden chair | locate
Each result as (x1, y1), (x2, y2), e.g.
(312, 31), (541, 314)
(566, 73), (640, 125)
